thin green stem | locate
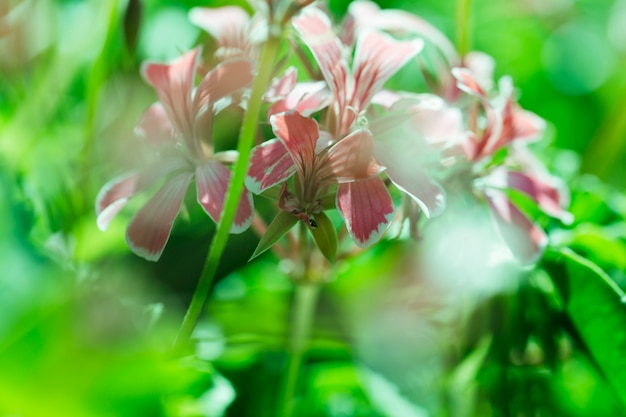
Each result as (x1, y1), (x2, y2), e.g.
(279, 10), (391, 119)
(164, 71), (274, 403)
(456, 0), (473, 59)
(278, 283), (320, 417)
(172, 35), (282, 355)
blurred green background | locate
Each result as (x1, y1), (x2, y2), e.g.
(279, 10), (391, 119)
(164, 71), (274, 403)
(1, 0), (626, 416)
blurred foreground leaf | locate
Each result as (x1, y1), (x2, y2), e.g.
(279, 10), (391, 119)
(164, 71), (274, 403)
(544, 248), (626, 411)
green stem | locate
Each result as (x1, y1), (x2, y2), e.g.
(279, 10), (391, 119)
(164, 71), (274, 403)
(279, 283), (320, 417)
(456, 0), (473, 58)
(172, 35), (282, 354)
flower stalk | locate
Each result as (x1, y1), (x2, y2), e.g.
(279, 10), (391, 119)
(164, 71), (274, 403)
(279, 280), (320, 417)
(456, 0), (473, 58)
(172, 34), (283, 354)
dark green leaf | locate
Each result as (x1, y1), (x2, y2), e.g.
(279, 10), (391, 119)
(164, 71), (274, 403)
(250, 211), (297, 261)
(310, 212), (337, 262)
(544, 248), (626, 409)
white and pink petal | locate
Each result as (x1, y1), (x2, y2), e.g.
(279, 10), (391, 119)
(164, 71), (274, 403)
(384, 165), (446, 219)
(484, 188), (548, 264)
(269, 112), (320, 172)
(125, 171), (193, 262)
(196, 160), (253, 233)
(246, 139), (296, 194)
(336, 177), (394, 248)
(351, 30), (423, 110)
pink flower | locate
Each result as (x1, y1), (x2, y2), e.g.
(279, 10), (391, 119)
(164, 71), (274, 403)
(188, 6), (264, 62)
(452, 67), (570, 262)
(96, 48), (255, 261)
(368, 93), (466, 219)
(293, 7), (423, 138)
(246, 111), (394, 247)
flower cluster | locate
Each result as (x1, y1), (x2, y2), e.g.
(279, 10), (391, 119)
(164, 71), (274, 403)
(97, 0), (570, 264)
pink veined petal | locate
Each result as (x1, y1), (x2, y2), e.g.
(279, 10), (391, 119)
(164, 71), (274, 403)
(485, 188), (548, 264)
(196, 160), (253, 233)
(96, 172), (140, 231)
(473, 101), (504, 161)
(265, 67), (298, 102)
(345, 1), (459, 65)
(325, 129), (381, 182)
(337, 177), (394, 248)
(499, 102), (545, 145)
(385, 164), (446, 218)
(246, 139), (296, 194)
(268, 81), (331, 117)
(506, 171), (571, 222)
(96, 157), (189, 231)
(293, 9), (349, 110)
(125, 171), (193, 262)
(141, 48), (200, 153)
(351, 30), (423, 112)
(134, 102), (175, 145)
(451, 67), (487, 98)
(194, 59), (254, 116)
(188, 6), (250, 52)
(269, 112), (320, 172)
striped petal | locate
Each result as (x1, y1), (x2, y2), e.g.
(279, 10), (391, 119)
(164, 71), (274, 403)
(351, 30), (423, 111)
(269, 112), (319, 173)
(189, 6), (250, 50)
(325, 129), (381, 182)
(268, 81), (330, 117)
(265, 67), (298, 102)
(451, 67), (487, 98)
(194, 59), (254, 116)
(293, 9), (349, 109)
(506, 171), (570, 222)
(141, 48), (199, 152)
(95, 158), (188, 231)
(385, 164), (446, 218)
(125, 172), (193, 261)
(246, 139), (296, 194)
(196, 160), (253, 233)
(485, 188), (547, 264)
(134, 102), (175, 145)
(337, 177), (394, 247)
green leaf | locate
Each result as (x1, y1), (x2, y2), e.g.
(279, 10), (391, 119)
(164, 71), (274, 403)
(543, 248), (626, 409)
(310, 212), (337, 262)
(250, 211), (297, 261)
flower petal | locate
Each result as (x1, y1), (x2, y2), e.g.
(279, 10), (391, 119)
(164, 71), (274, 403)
(194, 59), (255, 115)
(125, 172), (193, 261)
(337, 177), (394, 247)
(351, 30), (423, 111)
(246, 139), (296, 194)
(268, 81), (330, 117)
(506, 171), (571, 222)
(265, 67), (298, 102)
(345, 1), (458, 64)
(385, 164), (446, 218)
(269, 112), (320, 172)
(293, 9), (349, 109)
(485, 188), (547, 264)
(141, 48), (199, 152)
(196, 160), (253, 233)
(134, 102), (175, 145)
(96, 157), (188, 231)
(451, 67), (487, 98)
(188, 6), (251, 56)
(325, 129), (381, 181)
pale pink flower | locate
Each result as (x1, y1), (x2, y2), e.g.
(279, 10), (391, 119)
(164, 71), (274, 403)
(96, 48), (255, 261)
(246, 111), (394, 247)
(189, 6), (265, 62)
(452, 67), (570, 262)
(293, 7), (424, 138)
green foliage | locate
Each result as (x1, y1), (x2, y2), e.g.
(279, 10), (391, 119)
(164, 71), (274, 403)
(2, 0), (626, 416)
